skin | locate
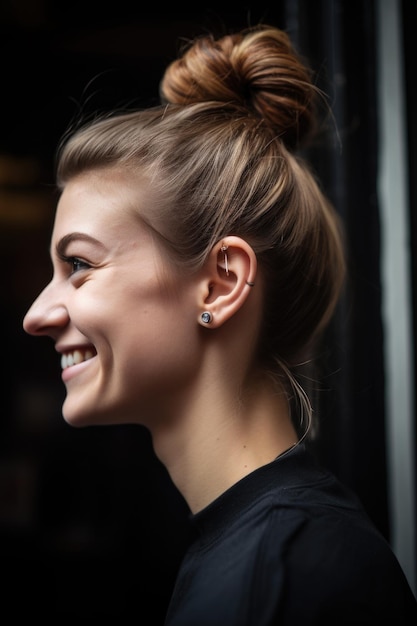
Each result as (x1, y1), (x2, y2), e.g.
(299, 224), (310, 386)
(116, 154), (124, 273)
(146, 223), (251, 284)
(23, 168), (299, 513)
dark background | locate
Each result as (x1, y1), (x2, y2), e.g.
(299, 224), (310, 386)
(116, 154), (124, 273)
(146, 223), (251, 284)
(1, 0), (416, 620)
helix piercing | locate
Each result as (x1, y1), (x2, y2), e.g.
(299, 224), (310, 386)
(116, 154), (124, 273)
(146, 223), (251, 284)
(201, 311), (212, 324)
(246, 281), (255, 287)
(221, 243), (229, 276)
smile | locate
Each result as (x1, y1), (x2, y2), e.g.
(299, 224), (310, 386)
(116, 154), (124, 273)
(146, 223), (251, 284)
(61, 349), (95, 370)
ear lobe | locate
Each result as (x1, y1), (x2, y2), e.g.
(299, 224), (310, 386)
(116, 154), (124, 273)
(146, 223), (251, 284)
(198, 236), (257, 328)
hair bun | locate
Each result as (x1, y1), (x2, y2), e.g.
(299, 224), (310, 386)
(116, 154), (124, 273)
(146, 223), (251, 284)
(160, 24), (319, 150)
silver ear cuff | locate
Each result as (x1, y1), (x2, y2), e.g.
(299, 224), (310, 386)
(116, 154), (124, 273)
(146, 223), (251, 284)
(221, 243), (229, 276)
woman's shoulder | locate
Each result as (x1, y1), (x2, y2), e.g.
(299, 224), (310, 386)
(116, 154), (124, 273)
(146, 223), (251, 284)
(263, 445), (397, 565)
(255, 448), (417, 621)
(267, 505), (417, 622)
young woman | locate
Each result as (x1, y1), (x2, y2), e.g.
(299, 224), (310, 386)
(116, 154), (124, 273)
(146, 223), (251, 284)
(23, 24), (416, 624)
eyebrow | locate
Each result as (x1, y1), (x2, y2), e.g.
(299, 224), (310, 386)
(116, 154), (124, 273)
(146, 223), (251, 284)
(54, 232), (106, 257)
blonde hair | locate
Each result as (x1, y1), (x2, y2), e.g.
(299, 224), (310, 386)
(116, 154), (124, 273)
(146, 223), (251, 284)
(56, 25), (346, 434)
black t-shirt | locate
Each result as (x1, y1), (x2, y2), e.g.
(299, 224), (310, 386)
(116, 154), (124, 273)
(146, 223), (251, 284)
(164, 444), (417, 625)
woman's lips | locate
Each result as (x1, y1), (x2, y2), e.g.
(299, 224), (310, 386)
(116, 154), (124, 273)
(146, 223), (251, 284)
(60, 349), (97, 382)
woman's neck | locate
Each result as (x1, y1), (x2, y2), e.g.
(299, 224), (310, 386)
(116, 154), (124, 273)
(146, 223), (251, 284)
(151, 374), (299, 514)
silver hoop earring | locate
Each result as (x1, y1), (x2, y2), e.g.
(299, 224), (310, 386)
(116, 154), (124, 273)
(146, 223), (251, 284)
(201, 311), (212, 324)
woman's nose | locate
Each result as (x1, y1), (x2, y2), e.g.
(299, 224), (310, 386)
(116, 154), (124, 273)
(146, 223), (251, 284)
(23, 284), (69, 337)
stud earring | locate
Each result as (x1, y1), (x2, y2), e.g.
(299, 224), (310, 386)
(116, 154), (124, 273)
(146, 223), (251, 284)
(201, 311), (212, 324)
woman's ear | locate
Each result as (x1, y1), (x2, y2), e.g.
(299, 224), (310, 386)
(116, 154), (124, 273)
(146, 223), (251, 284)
(197, 236), (257, 328)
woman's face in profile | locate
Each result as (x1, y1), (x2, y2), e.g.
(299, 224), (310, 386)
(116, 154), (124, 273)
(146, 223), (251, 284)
(23, 169), (203, 428)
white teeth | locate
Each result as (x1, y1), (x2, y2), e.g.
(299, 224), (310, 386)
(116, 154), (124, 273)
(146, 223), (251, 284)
(61, 349), (94, 370)
(73, 350), (83, 365)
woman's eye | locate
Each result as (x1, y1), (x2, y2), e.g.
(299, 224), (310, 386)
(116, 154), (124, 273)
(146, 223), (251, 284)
(67, 257), (90, 274)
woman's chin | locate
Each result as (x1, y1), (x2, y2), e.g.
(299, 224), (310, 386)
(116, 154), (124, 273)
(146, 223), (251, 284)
(62, 402), (106, 428)
(62, 402), (128, 427)
(62, 411), (96, 428)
